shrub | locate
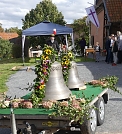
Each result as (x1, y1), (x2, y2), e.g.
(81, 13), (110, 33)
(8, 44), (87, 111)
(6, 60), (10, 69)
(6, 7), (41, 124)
(0, 39), (13, 59)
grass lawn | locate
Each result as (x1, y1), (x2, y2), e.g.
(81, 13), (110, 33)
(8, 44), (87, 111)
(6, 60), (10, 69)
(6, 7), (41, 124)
(0, 56), (94, 93)
(0, 57), (36, 93)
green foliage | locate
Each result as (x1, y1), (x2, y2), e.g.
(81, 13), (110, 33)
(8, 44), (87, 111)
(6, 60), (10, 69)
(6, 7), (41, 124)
(99, 75), (122, 95)
(72, 16), (89, 50)
(12, 44), (22, 58)
(86, 75), (122, 95)
(51, 95), (92, 124)
(0, 39), (13, 59)
(72, 16), (89, 40)
(22, 0), (66, 48)
(0, 23), (4, 32)
(4, 27), (22, 35)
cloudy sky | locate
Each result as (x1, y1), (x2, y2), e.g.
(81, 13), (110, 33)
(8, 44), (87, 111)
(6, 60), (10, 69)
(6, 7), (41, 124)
(0, 0), (94, 29)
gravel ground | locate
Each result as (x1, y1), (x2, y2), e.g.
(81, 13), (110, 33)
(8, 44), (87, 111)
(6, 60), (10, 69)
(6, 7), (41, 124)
(1, 55), (122, 134)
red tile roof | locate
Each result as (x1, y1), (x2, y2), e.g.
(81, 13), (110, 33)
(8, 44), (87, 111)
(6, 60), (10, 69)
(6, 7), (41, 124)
(0, 32), (18, 40)
(106, 0), (122, 22)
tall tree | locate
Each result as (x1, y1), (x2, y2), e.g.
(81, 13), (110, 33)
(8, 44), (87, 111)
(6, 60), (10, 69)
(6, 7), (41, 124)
(72, 16), (89, 40)
(22, 0), (66, 48)
(22, 0), (66, 29)
(71, 16), (89, 52)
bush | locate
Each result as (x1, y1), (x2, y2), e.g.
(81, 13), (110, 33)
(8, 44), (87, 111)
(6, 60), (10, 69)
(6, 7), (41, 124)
(0, 39), (13, 59)
(12, 44), (22, 58)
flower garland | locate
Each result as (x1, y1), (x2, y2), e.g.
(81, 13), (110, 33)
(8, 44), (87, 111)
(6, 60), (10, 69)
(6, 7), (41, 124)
(60, 51), (75, 83)
(86, 75), (122, 95)
(31, 44), (56, 107)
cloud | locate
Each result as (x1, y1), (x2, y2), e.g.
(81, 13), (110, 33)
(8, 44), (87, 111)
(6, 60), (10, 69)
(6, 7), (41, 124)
(0, 0), (94, 29)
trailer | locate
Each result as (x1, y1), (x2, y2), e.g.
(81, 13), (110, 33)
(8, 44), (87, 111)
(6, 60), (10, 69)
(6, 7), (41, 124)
(0, 85), (109, 134)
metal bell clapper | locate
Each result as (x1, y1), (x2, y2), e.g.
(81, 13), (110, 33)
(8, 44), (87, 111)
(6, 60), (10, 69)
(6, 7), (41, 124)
(43, 61), (72, 101)
(67, 61), (86, 90)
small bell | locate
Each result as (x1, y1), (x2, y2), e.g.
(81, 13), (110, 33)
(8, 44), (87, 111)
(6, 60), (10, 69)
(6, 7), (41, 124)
(67, 61), (86, 90)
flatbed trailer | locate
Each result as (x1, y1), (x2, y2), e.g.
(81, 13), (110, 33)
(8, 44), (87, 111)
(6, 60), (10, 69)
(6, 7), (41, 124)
(0, 85), (109, 134)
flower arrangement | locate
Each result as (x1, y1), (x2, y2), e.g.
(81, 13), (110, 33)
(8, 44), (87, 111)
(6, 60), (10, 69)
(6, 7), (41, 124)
(50, 95), (92, 124)
(60, 51), (75, 83)
(86, 75), (122, 95)
(0, 99), (33, 109)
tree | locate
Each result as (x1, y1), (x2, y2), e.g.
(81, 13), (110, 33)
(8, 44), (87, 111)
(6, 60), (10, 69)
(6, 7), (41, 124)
(0, 39), (13, 58)
(4, 27), (22, 36)
(0, 23), (4, 32)
(72, 16), (89, 44)
(73, 16), (89, 38)
(22, 0), (66, 48)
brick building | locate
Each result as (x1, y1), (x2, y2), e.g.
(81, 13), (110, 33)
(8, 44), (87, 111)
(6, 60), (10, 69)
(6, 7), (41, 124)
(91, 0), (122, 49)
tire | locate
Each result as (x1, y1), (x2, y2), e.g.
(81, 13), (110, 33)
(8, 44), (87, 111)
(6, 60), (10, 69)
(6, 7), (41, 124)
(80, 108), (97, 134)
(95, 97), (105, 126)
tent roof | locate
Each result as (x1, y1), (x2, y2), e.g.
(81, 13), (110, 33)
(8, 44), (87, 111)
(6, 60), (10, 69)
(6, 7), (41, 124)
(22, 21), (73, 36)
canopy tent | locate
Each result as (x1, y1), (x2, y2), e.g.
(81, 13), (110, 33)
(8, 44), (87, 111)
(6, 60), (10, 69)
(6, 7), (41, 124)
(22, 21), (74, 64)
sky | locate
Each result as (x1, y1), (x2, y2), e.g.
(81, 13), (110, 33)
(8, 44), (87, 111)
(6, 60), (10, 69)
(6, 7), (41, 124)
(0, 0), (94, 29)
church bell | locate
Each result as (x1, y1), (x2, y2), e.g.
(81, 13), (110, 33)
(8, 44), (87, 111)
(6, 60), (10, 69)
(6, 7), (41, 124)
(67, 61), (86, 90)
(43, 61), (72, 101)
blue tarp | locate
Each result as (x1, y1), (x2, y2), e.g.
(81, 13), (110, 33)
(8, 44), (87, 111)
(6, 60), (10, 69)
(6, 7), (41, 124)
(22, 21), (73, 36)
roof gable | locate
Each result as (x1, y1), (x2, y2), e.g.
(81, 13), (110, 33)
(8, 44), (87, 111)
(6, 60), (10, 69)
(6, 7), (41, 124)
(106, 0), (122, 22)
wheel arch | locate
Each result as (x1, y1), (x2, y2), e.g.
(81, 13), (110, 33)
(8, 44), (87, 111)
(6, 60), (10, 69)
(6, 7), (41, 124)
(102, 92), (109, 104)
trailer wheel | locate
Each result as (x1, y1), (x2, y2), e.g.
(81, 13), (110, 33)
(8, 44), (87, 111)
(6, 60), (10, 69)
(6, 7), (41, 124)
(80, 108), (97, 134)
(95, 97), (105, 126)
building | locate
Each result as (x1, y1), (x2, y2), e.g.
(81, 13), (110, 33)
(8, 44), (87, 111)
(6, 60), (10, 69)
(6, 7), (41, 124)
(91, 0), (122, 49)
(0, 32), (18, 40)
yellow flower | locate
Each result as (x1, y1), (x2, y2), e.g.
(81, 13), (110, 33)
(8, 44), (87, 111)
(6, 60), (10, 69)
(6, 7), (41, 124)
(43, 67), (47, 72)
(44, 56), (49, 60)
(62, 56), (68, 61)
(39, 85), (45, 90)
(41, 54), (45, 60)
(68, 52), (73, 58)
(45, 49), (52, 55)
(65, 60), (70, 66)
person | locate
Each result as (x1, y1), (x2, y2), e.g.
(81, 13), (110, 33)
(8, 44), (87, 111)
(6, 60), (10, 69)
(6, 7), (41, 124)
(117, 32), (122, 64)
(79, 37), (86, 57)
(47, 34), (60, 53)
(106, 34), (114, 64)
(111, 36), (118, 66)
(94, 42), (101, 62)
(105, 36), (111, 62)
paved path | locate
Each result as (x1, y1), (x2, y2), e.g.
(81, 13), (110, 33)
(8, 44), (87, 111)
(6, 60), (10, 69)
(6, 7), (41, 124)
(1, 55), (122, 133)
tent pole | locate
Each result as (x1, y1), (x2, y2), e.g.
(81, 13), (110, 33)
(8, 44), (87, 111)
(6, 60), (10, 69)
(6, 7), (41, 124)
(71, 33), (74, 48)
(22, 35), (25, 66)
(65, 35), (68, 51)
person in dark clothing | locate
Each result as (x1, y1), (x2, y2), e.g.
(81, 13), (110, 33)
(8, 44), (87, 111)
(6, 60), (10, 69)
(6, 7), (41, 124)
(112, 37), (118, 66)
(105, 36), (111, 62)
(79, 37), (86, 57)
(47, 34), (60, 53)
(106, 35), (114, 64)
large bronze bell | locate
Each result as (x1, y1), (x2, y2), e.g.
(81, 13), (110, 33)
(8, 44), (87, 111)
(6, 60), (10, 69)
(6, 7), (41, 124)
(67, 61), (86, 90)
(43, 61), (72, 101)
